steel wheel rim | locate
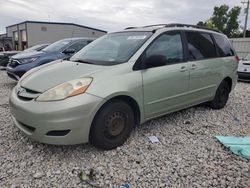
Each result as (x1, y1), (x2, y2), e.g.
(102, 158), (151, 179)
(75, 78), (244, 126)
(104, 111), (126, 138)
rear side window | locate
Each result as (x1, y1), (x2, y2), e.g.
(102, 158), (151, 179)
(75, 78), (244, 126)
(213, 34), (234, 57)
(145, 31), (184, 64)
(186, 32), (217, 61)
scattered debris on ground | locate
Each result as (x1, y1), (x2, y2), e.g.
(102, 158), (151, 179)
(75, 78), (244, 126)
(0, 73), (250, 187)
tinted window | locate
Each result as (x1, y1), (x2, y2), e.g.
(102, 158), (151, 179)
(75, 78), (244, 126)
(186, 32), (217, 61)
(145, 31), (183, 64)
(42, 39), (71, 52)
(213, 34), (234, 57)
(68, 41), (89, 52)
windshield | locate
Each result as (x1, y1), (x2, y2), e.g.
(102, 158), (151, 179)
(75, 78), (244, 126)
(23, 45), (43, 52)
(71, 32), (152, 65)
(42, 39), (71, 52)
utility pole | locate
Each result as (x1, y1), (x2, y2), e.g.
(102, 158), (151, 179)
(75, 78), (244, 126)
(242, 0), (250, 38)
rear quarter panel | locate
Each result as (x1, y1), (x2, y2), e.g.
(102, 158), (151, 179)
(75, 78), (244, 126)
(217, 56), (238, 91)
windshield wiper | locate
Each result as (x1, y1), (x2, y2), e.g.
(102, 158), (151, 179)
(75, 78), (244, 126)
(72, 59), (94, 64)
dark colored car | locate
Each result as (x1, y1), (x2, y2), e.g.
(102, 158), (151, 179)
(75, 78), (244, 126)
(22, 44), (50, 53)
(0, 44), (49, 70)
(0, 51), (19, 70)
(7, 38), (93, 80)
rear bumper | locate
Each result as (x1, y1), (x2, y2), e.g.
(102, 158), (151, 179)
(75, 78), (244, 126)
(238, 71), (250, 81)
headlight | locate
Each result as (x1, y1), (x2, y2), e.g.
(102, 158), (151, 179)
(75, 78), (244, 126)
(19, 57), (38, 64)
(36, 78), (93, 102)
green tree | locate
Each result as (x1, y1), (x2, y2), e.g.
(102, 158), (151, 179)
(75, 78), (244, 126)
(211, 5), (229, 31)
(197, 4), (241, 37)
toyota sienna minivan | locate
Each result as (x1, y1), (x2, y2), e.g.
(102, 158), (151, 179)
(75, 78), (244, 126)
(9, 24), (238, 150)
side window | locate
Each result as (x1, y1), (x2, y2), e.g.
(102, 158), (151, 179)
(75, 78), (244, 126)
(145, 31), (184, 64)
(68, 41), (88, 52)
(213, 34), (234, 57)
(186, 32), (217, 61)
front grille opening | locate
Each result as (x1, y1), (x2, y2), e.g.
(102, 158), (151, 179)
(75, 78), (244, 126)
(46, 130), (71, 136)
(24, 88), (40, 94)
(17, 95), (34, 101)
(17, 87), (41, 101)
(18, 121), (36, 132)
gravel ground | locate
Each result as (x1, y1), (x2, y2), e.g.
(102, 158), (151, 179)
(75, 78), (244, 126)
(0, 71), (250, 188)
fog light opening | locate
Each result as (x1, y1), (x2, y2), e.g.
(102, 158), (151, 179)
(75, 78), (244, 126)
(46, 130), (71, 136)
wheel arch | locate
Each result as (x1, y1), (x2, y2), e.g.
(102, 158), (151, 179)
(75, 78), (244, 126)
(223, 76), (232, 92)
(95, 95), (141, 126)
(88, 94), (142, 143)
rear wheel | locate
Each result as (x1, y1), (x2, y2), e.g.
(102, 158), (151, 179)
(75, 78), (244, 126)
(90, 100), (134, 150)
(208, 80), (230, 109)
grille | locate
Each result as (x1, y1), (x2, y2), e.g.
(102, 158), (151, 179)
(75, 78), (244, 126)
(16, 87), (41, 101)
(243, 63), (250, 65)
(9, 59), (20, 68)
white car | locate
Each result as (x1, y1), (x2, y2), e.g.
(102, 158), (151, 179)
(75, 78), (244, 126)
(238, 54), (250, 81)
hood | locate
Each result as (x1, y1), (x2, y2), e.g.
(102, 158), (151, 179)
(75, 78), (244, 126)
(0, 51), (19, 57)
(239, 60), (250, 66)
(3, 51), (19, 55)
(12, 50), (47, 59)
(20, 61), (107, 92)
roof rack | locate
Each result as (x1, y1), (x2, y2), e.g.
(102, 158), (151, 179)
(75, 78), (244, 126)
(164, 23), (222, 33)
(124, 23), (222, 33)
(124, 27), (138, 30)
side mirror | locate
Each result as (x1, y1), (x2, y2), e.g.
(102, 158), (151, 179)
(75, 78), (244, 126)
(144, 55), (166, 68)
(63, 48), (76, 54)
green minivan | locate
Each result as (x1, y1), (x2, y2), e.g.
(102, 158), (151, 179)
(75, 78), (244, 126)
(9, 24), (238, 150)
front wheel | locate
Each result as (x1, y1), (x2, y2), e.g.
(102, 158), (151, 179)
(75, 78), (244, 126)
(208, 80), (230, 109)
(90, 100), (134, 150)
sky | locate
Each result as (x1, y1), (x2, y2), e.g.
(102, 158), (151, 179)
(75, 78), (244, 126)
(0, 0), (245, 34)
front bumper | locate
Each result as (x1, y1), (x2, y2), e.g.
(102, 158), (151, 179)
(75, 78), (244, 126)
(238, 71), (250, 81)
(9, 88), (104, 145)
(0, 66), (6, 70)
(6, 66), (25, 81)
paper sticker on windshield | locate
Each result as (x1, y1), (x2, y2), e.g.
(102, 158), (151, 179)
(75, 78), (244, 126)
(127, 35), (147, 40)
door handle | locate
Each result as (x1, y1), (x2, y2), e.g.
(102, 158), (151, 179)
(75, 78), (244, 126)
(180, 66), (187, 72)
(190, 64), (197, 70)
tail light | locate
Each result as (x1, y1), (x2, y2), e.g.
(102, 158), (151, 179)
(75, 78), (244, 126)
(235, 55), (240, 63)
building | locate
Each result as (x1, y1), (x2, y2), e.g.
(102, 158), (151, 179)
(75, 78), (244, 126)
(0, 34), (12, 51)
(6, 21), (107, 51)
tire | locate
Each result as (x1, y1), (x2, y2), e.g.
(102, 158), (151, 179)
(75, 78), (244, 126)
(90, 100), (134, 150)
(208, 80), (230, 109)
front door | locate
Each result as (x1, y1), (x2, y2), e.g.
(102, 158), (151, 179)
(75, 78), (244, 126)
(142, 31), (190, 119)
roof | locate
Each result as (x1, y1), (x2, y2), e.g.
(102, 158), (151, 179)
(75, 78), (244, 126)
(118, 23), (223, 35)
(6, 21), (107, 33)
